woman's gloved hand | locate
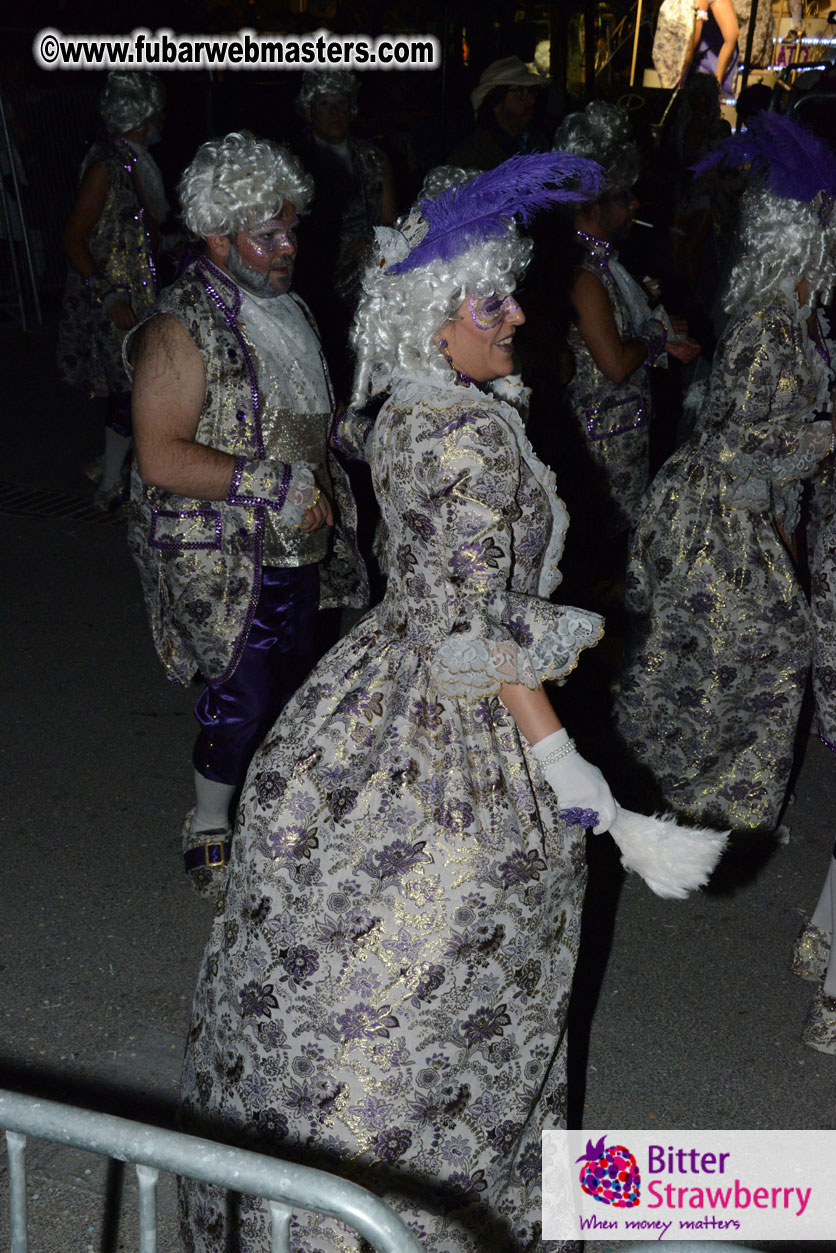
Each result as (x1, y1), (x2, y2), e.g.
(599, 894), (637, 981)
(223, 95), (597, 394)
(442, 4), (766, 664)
(531, 728), (617, 834)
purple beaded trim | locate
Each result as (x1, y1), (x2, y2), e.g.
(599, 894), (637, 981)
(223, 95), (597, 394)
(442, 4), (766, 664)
(226, 456), (245, 502)
(191, 259), (267, 686)
(277, 462), (292, 511)
(148, 507), (222, 552)
(586, 397), (644, 442)
(575, 229), (614, 256)
(208, 520), (265, 688)
(197, 257), (265, 457)
(813, 313), (832, 368)
(560, 807), (600, 827)
(819, 728), (836, 756)
(226, 455), (293, 511)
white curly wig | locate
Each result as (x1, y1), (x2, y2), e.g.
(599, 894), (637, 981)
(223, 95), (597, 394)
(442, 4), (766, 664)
(417, 164), (480, 202)
(350, 225), (531, 403)
(553, 100), (641, 194)
(297, 69), (359, 113)
(723, 185), (836, 316)
(178, 131), (314, 239)
(99, 72), (164, 136)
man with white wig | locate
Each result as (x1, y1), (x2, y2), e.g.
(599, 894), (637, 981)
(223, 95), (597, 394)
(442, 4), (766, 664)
(127, 131), (366, 898)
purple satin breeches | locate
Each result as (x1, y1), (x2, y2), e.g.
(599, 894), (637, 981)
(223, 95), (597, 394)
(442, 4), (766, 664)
(193, 564), (320, 786)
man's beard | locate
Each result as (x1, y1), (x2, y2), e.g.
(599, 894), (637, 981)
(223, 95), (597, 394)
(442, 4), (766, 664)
(225, 242), (291, 298)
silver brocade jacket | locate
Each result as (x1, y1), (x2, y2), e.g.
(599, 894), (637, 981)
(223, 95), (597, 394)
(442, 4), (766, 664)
(127, 257), (368, 687)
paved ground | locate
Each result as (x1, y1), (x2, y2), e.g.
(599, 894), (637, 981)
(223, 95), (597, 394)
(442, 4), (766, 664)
(2, 321), (836, 1251)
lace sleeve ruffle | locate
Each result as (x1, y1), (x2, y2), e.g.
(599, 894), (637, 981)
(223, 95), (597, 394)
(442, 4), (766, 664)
(429, 597), (603, 701)
(226, 456), (317, 527)
(735, 419), (833, 493)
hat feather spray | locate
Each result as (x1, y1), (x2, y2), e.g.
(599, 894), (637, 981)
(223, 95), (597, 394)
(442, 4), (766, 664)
(693, 111), (836, 204)
(388, 151), (607, 274)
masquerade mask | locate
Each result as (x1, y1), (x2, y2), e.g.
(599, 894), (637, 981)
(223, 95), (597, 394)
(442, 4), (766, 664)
(245, 215), (298, 255)
(468, 293), (520, 330)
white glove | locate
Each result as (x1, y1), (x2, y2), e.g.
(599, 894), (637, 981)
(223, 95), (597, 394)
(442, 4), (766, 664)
(531, 728), (617, 835)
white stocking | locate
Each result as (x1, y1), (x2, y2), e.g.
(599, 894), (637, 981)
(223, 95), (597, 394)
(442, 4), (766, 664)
(193, 771), (236, 834)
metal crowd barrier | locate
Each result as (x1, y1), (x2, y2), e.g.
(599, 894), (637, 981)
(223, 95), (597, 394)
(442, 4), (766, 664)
(0, 1088), (424, 1253)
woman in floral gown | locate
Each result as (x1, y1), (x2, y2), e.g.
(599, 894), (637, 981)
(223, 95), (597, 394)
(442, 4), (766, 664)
(615, 115), (836, 834)
(178, 152), (614, 1251)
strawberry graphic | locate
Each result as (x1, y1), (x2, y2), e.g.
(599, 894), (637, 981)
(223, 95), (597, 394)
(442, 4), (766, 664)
(576, 1135), (641, 1207)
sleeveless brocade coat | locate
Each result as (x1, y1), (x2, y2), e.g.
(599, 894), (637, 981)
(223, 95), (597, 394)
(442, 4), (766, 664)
(127, 258), (367, 687)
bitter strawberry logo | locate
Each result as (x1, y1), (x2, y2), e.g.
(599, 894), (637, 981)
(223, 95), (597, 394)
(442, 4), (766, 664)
(577, 1135), (641, 1207)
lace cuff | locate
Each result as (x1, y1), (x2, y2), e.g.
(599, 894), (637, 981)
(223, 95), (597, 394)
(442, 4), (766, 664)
(431, 634), (539, 700)
(226, 456), (317, 526)
(529, 607), (605, 683)
(430, 608), (604, 701)
(751, 419), (833, 486)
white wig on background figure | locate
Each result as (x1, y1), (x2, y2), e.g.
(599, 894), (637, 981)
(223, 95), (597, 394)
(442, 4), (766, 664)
(552, 100), (641, 195)
(297, 68), (359, 113)
(99, 71), (164, 136)
(693, 112), (836, 316)
(178, 131), (314, 240)
(723, 186), (836, 317)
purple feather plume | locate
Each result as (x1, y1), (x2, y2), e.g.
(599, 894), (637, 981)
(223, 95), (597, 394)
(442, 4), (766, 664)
(693, 112), (836, 202)
(388, 151), (606, 275)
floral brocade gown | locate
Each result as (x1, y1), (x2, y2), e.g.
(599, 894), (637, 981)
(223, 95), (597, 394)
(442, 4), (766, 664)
(179, 375), (603, 1252)
(615, 297), (833, 832)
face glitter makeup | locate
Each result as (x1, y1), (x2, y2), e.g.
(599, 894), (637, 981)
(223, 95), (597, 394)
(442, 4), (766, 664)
(244, 214), (299, 257)
(467, 293), (521, 331)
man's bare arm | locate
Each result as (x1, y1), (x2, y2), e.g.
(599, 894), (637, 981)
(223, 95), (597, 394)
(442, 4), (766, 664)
(131, 313), (332, 532)
(131, 314), (237, 499)
(571, 268), (650, 384)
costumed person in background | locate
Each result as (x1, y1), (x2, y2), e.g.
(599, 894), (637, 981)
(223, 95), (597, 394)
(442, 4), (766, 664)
(127, 132), (366, 902)
(57, 71), (165, 510)
(178, 150), (621, 1252)
(291, 69), (397, 400)
(653, 0), (739, 94)
(615, 113), (836, 835)
(791, 250), (836, 1055)
(791, 840), (836, 1053)
(684, 0), (740, 93)
(785, 0), (805, 44)
(446, 56), (548, 172)
(554, 101), (699, 589)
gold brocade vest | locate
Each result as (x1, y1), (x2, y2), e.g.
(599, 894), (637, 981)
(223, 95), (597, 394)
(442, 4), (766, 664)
(128, 258), (367, 686)
(260, 401), (330, 567)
